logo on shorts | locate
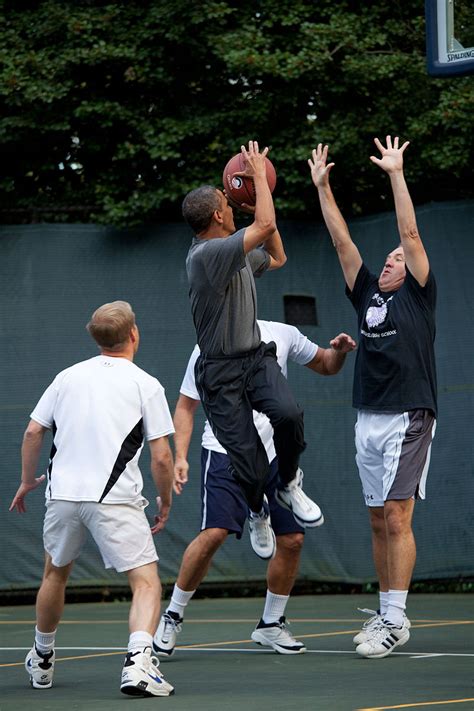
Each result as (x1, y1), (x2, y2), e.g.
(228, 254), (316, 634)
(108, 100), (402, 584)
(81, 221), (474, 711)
(365, 493), (374, 501)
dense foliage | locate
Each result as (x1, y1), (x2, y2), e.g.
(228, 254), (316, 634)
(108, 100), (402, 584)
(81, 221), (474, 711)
(1, 0), (473, 226)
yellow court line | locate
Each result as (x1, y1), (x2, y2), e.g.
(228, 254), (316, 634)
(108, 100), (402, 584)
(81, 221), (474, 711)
(357, 697), (474, 710)
(0, 651), (124, 668)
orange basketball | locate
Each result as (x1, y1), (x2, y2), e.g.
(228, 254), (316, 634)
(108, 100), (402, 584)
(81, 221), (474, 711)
(222, 153), (277, 208)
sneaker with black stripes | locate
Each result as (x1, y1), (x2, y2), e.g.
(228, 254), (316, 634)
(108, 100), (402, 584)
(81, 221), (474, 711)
(251, 616), (306, 655)
(353, 608), (411, 645)
(25, 646), (55, 689)
(355, 618), (410, 658)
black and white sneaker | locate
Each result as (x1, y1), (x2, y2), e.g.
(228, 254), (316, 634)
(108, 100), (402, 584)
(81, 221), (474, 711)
(275, 469), (324, 527)
(251, 616), (306, 655)
(120, 647), (174, 696)
(25, 646), (55, 689)
(152, 611), (183, 657)
(353, 608), (411, 645)
(248, 500), (276, 560)
(356, 619), (410, 659)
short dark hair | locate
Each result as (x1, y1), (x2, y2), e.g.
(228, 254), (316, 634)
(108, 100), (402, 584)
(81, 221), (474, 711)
(182, 185), (221, 234)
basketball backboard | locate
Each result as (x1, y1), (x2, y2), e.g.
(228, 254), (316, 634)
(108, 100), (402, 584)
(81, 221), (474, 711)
(426, 0), (474, 76)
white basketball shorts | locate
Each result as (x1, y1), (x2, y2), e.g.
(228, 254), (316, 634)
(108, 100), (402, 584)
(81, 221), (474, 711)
(355, 409), (436, 507)
(43, 498), (158, 572)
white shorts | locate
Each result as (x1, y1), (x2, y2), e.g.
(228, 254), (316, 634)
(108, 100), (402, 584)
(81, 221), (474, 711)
(355, 409), (436, 507)
(43, 498), (158, 572)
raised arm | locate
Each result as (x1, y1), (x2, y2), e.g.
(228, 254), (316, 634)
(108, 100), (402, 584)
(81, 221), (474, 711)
(148, 435), (174, 533)
(237, 141), (277, 254)
(173, 393), (200, 495)
(9, 420), (47, 513)
(309, 144), (362, 291)
(305, 333), (357, 376)
(370, 136), (429, 287)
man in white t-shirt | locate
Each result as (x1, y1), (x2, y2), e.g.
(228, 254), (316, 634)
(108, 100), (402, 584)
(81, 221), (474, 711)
(9, 301), (175, 697)
(152, 320), (356, 656)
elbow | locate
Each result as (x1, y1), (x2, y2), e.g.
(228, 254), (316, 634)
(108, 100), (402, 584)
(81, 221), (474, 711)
(401, 224), (420, 243)
(257, 219), (277, 238)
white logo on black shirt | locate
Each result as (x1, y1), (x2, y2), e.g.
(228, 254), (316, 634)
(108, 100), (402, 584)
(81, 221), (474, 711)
(365, 293), (394, 328)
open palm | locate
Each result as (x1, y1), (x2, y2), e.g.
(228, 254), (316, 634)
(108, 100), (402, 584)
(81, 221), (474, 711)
(370, 135), (409, 174)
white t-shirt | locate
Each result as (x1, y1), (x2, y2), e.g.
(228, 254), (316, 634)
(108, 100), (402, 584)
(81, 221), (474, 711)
(180, 320), (318, 461)
(31, 355), (175, 504)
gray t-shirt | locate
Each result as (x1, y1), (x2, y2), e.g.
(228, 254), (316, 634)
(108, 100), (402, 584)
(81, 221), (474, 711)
(186, 228), (270, 356)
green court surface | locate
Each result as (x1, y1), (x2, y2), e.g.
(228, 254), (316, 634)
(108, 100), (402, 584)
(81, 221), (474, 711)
(1, 594), (473, 711)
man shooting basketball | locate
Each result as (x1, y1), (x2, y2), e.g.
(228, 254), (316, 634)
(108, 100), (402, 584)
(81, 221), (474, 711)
(309, 136), (437, 659)
(184, 140), (322, 560)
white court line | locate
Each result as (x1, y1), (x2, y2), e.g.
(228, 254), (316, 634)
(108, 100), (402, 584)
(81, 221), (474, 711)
(1, 647), (473, 658)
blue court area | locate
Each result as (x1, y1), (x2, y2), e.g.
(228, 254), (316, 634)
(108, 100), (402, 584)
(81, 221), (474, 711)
(1, 594), (473, 711)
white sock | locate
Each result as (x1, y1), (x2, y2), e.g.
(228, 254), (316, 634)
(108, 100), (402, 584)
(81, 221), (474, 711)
(34, 626), (56, 654)
(262, 591), (289, 624)
(379, 591), (390, 617)
(128, 631), (153, 653)
(167, 584), (195, 618)
(385, 589), (408, 627)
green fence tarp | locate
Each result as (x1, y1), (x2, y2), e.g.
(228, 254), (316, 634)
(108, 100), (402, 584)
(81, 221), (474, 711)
(1, 200), (473, 591)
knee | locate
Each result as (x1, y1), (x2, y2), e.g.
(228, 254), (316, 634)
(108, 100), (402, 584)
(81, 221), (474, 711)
(200, 528), (228, 552)
(276, 533), (304, 556)
(384, 507), (411, 538)
(369, 510), (386, 537)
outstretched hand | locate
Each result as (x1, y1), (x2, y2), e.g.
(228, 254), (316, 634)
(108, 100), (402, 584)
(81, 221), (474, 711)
(308, 144), (335, 188)
(370, 136), (409, 174)
(9, 475), (46, 513)
(329, 333), (357, 353)
(235, 140), (269, 179)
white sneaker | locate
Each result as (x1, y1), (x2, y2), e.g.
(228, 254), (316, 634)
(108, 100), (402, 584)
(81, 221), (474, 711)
(275, 469), (324, 527)
(25, 646), (55, 689)
(251, 616), (306, 655)
(152, 611), (183, 657)
(120, 647), (174, 696)
(353, 608), (411, 645)
(356, 619), (411, 659)
(248, 503), (276, 560)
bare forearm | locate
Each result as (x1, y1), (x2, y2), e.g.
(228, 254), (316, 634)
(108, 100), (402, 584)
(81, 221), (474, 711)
(322, 348), (347, 375)
(151, 450), (174, 507)
(389, 171), (419, 243)
(21, 431), (45, 484)
(173, 406), (194, 460)
(317, 184), (352, 250)
(265, 229), (287, 269)
(253, 173), (276, 238)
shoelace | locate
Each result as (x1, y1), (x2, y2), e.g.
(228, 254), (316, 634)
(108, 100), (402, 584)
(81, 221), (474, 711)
(251, 517), (272, 545)
(357, 607), (380, 629)
(143, 653), (165, 678)
(163, 614), (182, 635)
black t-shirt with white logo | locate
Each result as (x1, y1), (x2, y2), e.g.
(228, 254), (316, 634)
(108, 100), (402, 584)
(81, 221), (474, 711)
(346, 264), (437, 416)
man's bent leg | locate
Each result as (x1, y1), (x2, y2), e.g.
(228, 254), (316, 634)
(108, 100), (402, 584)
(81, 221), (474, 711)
(177, 528), (229, 592)
(153, 528), (228, 657)
(122, 563), (174, 697)
(25, 554), (72, 689)
(127, 562), (161, 636)
(36, 553), (73, 632)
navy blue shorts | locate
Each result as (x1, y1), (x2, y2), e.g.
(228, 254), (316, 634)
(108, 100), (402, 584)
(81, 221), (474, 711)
(200, 448), (305, 538)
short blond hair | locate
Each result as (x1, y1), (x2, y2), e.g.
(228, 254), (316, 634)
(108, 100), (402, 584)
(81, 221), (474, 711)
(86, 301), (136, 351)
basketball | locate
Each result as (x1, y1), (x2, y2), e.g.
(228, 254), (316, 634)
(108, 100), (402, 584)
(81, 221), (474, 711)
(222, 153), (277, 208)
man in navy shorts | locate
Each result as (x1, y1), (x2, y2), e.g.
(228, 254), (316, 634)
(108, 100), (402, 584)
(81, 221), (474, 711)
(309, 136), (437, 658)
(152, 320), (355, 655)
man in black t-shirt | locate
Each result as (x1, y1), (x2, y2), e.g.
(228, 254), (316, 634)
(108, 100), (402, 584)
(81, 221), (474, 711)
(309, 137), (437, 659)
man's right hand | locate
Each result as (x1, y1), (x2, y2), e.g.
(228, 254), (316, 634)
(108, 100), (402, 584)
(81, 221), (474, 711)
(174, 457), (189, 495)
(308, 144), (335, 188)
(235, 140), (269, 180)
